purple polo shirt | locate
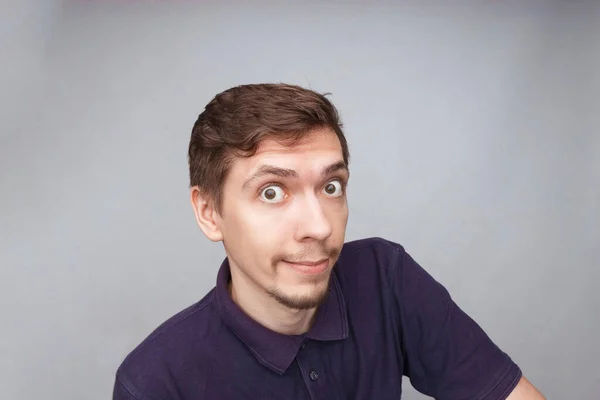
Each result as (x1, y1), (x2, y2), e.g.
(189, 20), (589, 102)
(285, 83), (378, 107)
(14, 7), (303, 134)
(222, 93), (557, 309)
(113, 237), (522, 399)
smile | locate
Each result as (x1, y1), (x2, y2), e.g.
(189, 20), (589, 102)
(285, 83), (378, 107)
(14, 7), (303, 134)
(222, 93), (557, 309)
(282, 259), (329, 275)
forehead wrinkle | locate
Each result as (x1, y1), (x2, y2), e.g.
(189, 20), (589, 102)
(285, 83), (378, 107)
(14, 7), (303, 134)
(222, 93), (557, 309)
(242, 164), (299, 189)
(235, 132), (345, 190)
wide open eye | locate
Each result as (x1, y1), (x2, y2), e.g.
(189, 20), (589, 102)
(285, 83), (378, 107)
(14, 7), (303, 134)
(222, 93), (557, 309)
(259, 185), (286, 203)
(322, 180), (343, 197)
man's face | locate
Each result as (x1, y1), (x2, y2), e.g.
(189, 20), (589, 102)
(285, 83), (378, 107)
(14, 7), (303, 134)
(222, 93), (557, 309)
(215, 128), (349, 310)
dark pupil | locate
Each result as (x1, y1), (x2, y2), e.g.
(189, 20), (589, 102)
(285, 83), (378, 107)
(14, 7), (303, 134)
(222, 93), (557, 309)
(326, 184), (336, 194)
(265, 188), (276, 199)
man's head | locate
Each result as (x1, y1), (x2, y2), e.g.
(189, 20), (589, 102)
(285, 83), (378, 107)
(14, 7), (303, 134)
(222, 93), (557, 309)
(188, 83), (350, 310)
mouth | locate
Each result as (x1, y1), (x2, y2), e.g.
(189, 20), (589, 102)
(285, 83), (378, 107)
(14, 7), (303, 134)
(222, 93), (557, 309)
(282, 258), (329, 275)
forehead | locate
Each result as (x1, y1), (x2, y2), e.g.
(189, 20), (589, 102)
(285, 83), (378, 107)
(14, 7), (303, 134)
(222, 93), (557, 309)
(236, 128), (343, 170)
(260, 128), (340, 155)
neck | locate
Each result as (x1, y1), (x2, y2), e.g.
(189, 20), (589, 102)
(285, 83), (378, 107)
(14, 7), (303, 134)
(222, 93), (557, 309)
(228, 272), (317, 335)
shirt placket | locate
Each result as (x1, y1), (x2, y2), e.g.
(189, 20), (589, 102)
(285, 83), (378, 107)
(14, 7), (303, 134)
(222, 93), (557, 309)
(295, 339), (333, 400)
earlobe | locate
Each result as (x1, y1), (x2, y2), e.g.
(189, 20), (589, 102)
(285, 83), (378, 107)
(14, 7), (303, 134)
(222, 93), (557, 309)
(190, 187), (223, 242)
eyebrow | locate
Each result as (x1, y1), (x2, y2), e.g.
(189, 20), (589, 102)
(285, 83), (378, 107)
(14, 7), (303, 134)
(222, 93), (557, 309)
(242, 161), (349, 189)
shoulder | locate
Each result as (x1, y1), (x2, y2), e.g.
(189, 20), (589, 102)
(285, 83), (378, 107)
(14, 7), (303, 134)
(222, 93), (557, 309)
(336, 237), (444, 304)
(115, 289), (221, 398)
(334, 237), (409, 291)
(338, 236), (407, 272)
(341, 236), (404, 251)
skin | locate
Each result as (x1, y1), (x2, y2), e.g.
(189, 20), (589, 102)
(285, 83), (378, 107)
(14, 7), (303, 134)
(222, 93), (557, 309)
(191, 127), (349, 335)
(190, 127), (546, 399)
(507, 377), (546, 400)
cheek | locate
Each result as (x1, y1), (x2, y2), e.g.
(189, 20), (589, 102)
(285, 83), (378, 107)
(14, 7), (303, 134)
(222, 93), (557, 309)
(261, 213), (294, 247)
(226, 204), (289, 251)
(221, 205), (258, 250)
(326, 200), (349, 226)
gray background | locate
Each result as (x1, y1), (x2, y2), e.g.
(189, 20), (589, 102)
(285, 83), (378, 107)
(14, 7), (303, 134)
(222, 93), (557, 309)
(1, 0), (598, 399)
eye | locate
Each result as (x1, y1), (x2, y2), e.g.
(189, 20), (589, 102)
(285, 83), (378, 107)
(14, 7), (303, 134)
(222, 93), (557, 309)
(322, 180), (343, 197)
(259, 185), (286, 203)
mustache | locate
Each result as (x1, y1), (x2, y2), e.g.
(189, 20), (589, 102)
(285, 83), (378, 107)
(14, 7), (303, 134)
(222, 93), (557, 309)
(273, 246), (341, 264)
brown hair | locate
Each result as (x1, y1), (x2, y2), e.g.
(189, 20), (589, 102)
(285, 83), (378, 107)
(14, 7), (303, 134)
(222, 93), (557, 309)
(188, 83), (349, 214)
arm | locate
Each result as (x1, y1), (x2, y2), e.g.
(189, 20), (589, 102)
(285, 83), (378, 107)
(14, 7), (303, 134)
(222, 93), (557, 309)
(506, 376), (546, 400)
(387, 240), (542, 400)
(113, 373), (141, 400)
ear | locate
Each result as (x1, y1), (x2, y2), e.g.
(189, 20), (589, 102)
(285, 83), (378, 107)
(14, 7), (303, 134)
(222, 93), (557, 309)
(190, 186), (223, 242)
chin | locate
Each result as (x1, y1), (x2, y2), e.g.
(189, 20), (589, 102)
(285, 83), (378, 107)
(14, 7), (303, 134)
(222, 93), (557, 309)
(270, 291), (330, 310)
(267, 281), (331, 310)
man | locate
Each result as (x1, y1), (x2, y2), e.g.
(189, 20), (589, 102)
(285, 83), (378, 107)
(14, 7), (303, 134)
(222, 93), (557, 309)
(113, 83), (545, 399)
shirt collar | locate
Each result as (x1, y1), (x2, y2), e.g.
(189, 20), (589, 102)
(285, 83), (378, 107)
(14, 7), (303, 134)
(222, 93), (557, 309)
(214, 257), (349, 375)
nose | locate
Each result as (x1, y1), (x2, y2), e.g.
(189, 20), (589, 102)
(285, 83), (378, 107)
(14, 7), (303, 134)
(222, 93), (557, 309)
(294, 194), (333, 242)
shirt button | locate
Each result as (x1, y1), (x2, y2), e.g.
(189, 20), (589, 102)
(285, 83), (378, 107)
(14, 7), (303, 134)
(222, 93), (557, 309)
(309, 370), (319, 381)
(301, 343), (306, 349)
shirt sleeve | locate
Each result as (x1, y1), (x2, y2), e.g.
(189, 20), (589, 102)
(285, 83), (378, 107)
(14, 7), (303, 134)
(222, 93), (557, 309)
(113, 373), (142, 400)
(392, 246), (522, 400)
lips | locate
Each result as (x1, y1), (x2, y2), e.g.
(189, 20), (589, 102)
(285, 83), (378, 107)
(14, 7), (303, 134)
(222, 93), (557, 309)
(286, 259), (328, 266)
(283, 258), (330, 275)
